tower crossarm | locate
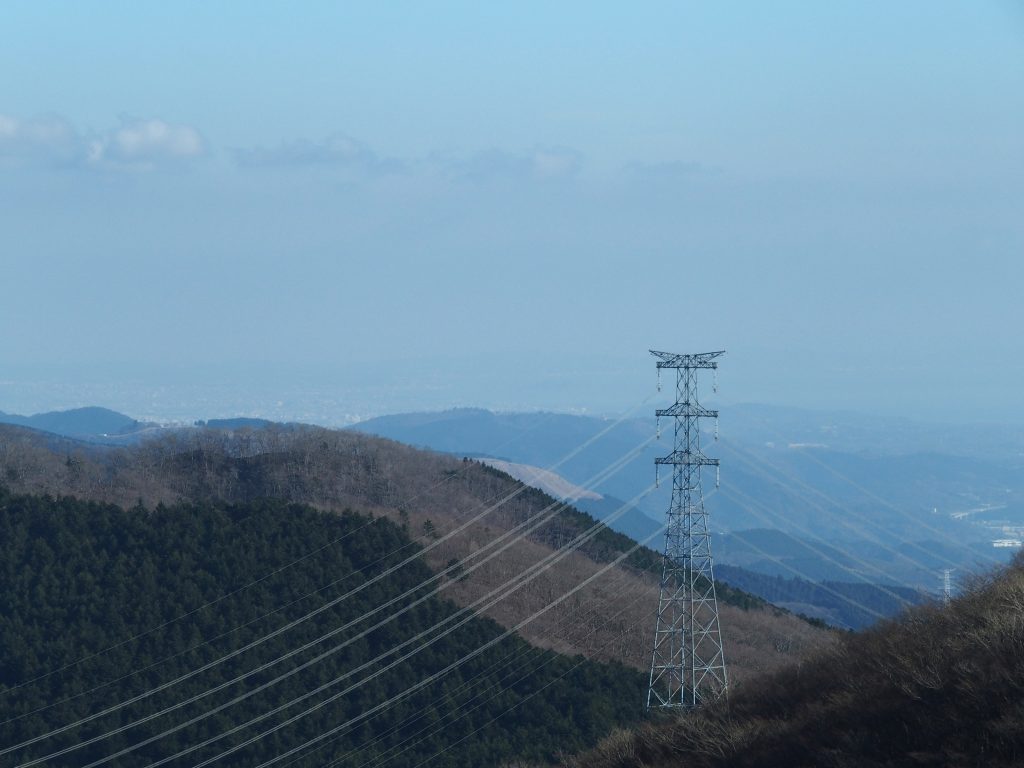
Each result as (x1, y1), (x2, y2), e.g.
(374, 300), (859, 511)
(655, 449), (720, 467)
(656, 402), (718, 419)
(650, 349), (725, 369)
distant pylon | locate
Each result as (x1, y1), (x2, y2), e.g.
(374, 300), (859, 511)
(942, 568), (955, 605)
(646, 349), (728, 710)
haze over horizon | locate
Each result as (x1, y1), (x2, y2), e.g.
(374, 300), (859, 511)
(3, 2), (1022, 423)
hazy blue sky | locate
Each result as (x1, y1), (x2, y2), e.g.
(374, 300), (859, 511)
(2, 2), (1022, 423)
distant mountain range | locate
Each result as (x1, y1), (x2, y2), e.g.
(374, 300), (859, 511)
(351, 406), (1022, 592)
(0, 409), (288, 445)
(4, 402), (1014, 621)
(0, 406), (144, 441)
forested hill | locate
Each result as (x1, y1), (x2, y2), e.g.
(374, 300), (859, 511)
(563, 554), (1024, 768)
(0, 489), (647, 767)
(0, 406), (143, 440)
(0, 423), (831, 683)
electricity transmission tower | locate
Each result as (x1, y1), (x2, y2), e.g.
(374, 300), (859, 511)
(942, 568), (955, 605)
(646, 349), (728, 710)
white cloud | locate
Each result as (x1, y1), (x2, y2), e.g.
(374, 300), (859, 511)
(233, 133), (402, 174)
(231, 133), (586, 183)
(0, 114), (80, 165)
(89, 118), (205, 167)
(0, 113), (205, 169)
(529, 147), (582, 178)
(444, 145), (583, 182)
(622, 159), (712, 178)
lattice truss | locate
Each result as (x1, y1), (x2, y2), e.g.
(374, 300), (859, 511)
(646, 349), (728, 710)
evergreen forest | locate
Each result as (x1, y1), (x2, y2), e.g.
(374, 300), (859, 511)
(0, 487), (648, 767)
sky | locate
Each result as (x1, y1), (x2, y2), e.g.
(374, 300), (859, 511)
(2, 2), (1023, 424)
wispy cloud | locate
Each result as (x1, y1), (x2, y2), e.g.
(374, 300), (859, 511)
(0, 113), (206, 169)
(233, 134), (403, 174)
(443, 145), (583, 182)
(621, 159), (715, 179)
(89, 118), (205, 167)
(0, 114), (81, 166)
(232, 135), (585, 185)
(2, 114), (695, 188)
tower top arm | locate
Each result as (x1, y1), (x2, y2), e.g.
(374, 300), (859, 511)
(650, 350), (725, 369)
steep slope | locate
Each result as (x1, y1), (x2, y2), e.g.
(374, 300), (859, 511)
(0, 490), (647, 767)
(564, 555), (1024, 768)
(0, 423), (831, 685)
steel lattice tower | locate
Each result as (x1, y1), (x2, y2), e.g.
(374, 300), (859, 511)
(646, 349), (728, 710)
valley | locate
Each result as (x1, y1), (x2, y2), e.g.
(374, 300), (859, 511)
(2, 402), (1020, 765)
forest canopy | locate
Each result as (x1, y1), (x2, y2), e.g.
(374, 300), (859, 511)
(0, 488), (647, 767)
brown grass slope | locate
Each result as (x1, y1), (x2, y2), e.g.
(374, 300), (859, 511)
(565, 556), (1024, 768)
(0, 423), (830, 684)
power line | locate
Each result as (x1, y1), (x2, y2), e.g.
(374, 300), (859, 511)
(4, 424), (596, 729)
(718, 482), (917, 606)
(132, 486), (658, 768)
(773, 434), (1003, 566)
(725, 437), (1001, 571)
(718, 519), (888, 624)
(722, 441), (945, 593)
(74, 476), (653, 768)
(88, 479), (892, 768)
(0, 519), (423, 729)
(290, 437), (984, 766)
(0, 401), (640, 700)
(240, 526), (665, 768)
(2, 400), (654, 761)
(352, 570), (653, 768)
(265, 562), (646, 768)
(12, 445), (653, 768)
(361, 494), (920, 768)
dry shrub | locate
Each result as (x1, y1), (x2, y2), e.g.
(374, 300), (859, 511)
(563, 555), (1024, 768)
